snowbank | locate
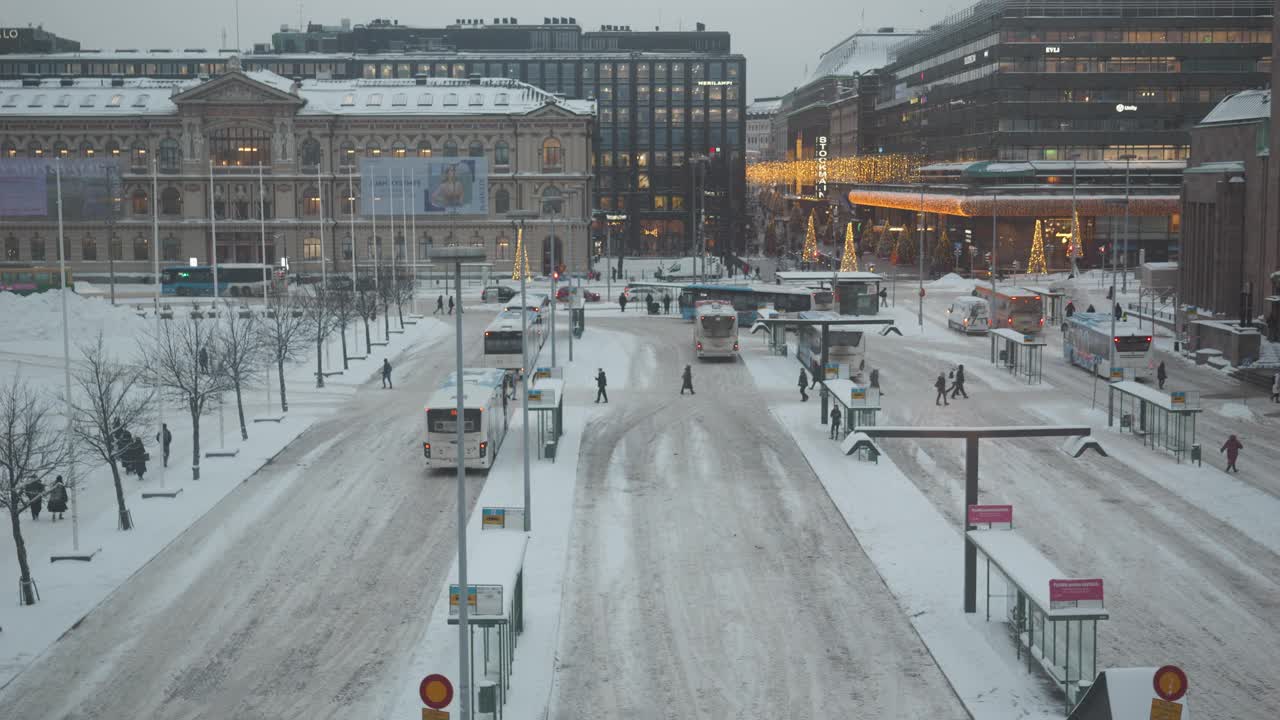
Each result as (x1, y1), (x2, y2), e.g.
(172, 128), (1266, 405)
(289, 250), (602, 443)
(1213, 402), (1255, 421)
(0, 290), (150, 356)
(929, 272), (975, 290)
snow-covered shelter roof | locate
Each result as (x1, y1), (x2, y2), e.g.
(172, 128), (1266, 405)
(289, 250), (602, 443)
(1197, 88), (1270, 127)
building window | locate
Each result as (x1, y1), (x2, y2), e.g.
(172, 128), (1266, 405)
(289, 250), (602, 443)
(469, 93), (484, 106)
(417, 141), (432, 158)
(109, 235), (123, 261)
(159, 138), (181, 173)
(130, 142), (148, 171)
(443, 139), (459, 157)
(106, 140), (121, 157)
(3, 235), (17, 261)
(468, 140), (485, 158)
(134, 236), (150, 261)
(82, 236), (98, 261)
(339, 141), (356, 169)
(444, 93), (459, 106)
(418, 235), (430, 260)
(161, 187), (182, 215)
(28, 142), (44, 157)
(541, 186), (563, 215)
(131, 189), (149, 215)
(367, 93), (383, 107)
(209, 127), (270, 167)
(495, 188), (510, 214)
(29, 236), (45, 261)
(2, 141), (15, 158)
(300, 137), (322, 169)
(495, 233), (510, 260)
(393, 141), (407, 158)
(53, 141), (69, 158)
(541, 138), (563, 172)
(392, 93), (407, 106)
(366, 142), (382, 157)
(494, 141), (510, 167)
(418, 93), (433, 106)
(302, 187), (320, 216)
(162, 236), (180, 261)
(303, 236), (321, 260)
(495, 93), (509, 106)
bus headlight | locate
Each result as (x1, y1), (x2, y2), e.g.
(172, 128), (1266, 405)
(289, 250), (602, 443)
(423, 442), (431, 458)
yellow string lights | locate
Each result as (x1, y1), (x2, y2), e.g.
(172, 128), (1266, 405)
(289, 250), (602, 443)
(840, 222), (859, 272)
(747, 154), (921, 187)
(511, 226), (529, 281)
(1028, 219), (1048, 275)
(802, 212), (818, 262)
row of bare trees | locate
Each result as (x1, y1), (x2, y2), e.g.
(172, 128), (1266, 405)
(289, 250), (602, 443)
(1, 271), (416, 605)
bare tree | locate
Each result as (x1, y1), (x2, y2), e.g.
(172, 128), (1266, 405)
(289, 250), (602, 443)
(0, 374), (73, 605)
(70, 334), (153, 531)
(215, 302), (265, 439)
(330, 284), (359, 370)
(301, 284), (340, 388)
(258, 292), (310, 411)
(354, 281), (378, 356)
(393, 269), (416, 329)
(376, 267), (396, 338)
(143, 317), (230, 481)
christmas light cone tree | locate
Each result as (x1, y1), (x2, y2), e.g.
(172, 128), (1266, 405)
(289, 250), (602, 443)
(802, 211), (818, 263)
(511, 226), (530, 281)
(840, 222), (859, 271)
(1027, 219), (1048, 275)
(1068, 209), (1083, 275)
(934, 225), (951, 269)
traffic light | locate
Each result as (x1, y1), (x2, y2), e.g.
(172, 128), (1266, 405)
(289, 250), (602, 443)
(708, 146), (720, 156)
(552, 271), (560, 280)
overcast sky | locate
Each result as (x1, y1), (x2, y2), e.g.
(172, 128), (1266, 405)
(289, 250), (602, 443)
(8, 0), (956, 99)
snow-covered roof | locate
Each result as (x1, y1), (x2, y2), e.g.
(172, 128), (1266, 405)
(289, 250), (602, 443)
(810, 31), (918, 81)
(1184, 160), (1246, 175)
(426, 367), (507, 409)
(966, 529), (1109, 619)
(0, 48), (735, 62)
(746, 97), (783, 116)
(0, 71), (593, 118)
(1198, 88), (1270, 126)
(485, 309), (535, 333)
(920, 160), (1187, 176)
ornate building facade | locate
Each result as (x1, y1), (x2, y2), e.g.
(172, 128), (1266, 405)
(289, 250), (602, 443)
(0, 60), (594, 277)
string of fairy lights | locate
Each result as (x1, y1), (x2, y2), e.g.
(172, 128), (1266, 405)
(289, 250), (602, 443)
(746, 154), (922, 187)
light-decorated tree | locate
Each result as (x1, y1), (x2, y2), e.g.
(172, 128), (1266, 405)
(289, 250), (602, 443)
(1067, 209), (1083, 275)
(511, 227), (530, 281)
(1028, 219), (1048, 275)
(801, 211), (818, 263)
(933, 224), (952, 269)
(839, 222), (860, 271)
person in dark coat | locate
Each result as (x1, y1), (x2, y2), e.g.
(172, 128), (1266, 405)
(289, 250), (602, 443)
(381, 359), (393, 389)
(618, 293), (628, 313)
(645, 293), (654, 311)
(448, 296), (455, 315)
(435, 295), (444, 314)
(1271, 372), (1280, 403)
(1086, 304), (1096, 313)
(1220, 434), (1243, 472)
(798, 369), (809, 402)
(1156, 361), (1167, 390)
(24, 478), (45, 520)
(663, 295), (672, 315)
(950, 364), (969, 399)
(595, 368), (609, 403)
(1065, 300), (1076, 318)
(869, 367), (883, 395)
(829, 406), (842, 439)
(127, 435), (147, 479)
(935, 373), (950, 406)
(199, 347), (209, 374)
(156, 423), (172, 468)
(1114, 302), (1123, 320)
(680, 365), (695, 395)
(1106, 286), (1114, 301)
(47, 476), (68, 521)
(879, 288), (889, 307)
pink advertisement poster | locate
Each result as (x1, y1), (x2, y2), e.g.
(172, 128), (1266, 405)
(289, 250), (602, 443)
(1049, 578), (1104, 603)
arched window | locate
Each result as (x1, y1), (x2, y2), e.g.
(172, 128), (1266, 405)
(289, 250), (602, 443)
(162, 235), (181, 261)
(541, 235), (564, 276)
(494, 188), (510, 214)
(366, 142), (382, 158)
(105, 140), (121, 157)
(79, 141), (96, 158)
(161, 187), (182, 216)
(82, 236), (98, 261)
(2, 140), (16, 158)
(394, 232), (405, 260)
(495, 233), (510, 260)
(29, 236), (45, 261)
(27, 141), (44, 158)
(53, 140), (69, 158)
(159, 137), (181, 173)
(494, 140), (510, 168)
(109, 235), (123, 261)
(131, 141), (148, 170)
(130, 189), (149, 215)
(338, 140), (356, 169)
(302, 186), (320, 216)
(540, 186), (563, 215)
(300, 137), (322, 169)
(417, 140), (432, 158)
(541, 137), (563, 172)
(208, 127), (270, 167)
(468, 140), (484, 158)
(443, 139), (458, 157)
(392, 140), (407, 158)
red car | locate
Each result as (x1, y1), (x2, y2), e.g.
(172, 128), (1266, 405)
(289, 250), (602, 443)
(556, 287), (601, 302)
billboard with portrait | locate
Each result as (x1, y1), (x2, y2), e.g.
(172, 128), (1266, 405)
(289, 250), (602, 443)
(360, 157), (488, 216)
(0, 158), (121, 220)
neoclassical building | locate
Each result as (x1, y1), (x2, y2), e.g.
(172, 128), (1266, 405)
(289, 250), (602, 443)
(0, 58), (594, 277)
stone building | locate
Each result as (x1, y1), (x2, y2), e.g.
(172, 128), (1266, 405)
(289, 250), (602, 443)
(0, 60), (594, 278)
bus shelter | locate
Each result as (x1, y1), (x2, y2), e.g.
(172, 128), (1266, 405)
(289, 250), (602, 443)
(1107, 381), (1201, 462)
(526, 377), (564, 461)
(989, 328), (1046, 384)
(774, 271), (885, 315)
(447, 531), (528, 719)
(967, 528), (1108, 712)
(821, 379), (882, 437)
(1023, 285), (1066, 325)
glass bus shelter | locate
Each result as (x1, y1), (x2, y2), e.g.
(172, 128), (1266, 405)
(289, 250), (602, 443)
(989, 328), (1046, 384)
(1108, 381), (1200, 463)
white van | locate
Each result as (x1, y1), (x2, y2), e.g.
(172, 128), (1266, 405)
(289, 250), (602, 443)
(947, 296), (990, 335)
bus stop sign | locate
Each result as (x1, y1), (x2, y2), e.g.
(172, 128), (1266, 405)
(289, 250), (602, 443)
(420, 674), (454, 709)
(1153, 665), (1187, 702)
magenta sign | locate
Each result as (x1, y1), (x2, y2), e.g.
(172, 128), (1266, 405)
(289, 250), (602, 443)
(1049, 578), (1104, 603)
(967, 504), (1013, 525)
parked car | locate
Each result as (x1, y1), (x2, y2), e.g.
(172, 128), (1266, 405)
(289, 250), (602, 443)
(556, 287), (601, 302)
(481, 285), (518, 303)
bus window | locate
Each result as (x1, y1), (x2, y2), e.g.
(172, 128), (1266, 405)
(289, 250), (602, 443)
(699, 315), (736, 337)
(427, 408), (480, 433)
(1115, 336), (1151, 352)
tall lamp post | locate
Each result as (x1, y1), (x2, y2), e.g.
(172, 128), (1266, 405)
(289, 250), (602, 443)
(508, 210), (539, 534)
(917, 160), (926, 331)
(428, 244), (487, 720)
(1068, 153), (1082, 277)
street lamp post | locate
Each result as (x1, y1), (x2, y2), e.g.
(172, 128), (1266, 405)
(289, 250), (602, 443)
(1068, 153), (1081, 277)
(1109, 154), (1137, 425)
(917, 168), (926, 331)
(508, 210), (539, 534)
(428, 244), (487, 720)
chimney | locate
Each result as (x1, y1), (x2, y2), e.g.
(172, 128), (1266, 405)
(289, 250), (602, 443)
(696, 22), (706, 32)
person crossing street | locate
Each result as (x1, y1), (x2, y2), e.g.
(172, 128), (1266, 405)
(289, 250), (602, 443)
(798, 369), (809, 401)
(934, 372), (950, 406)
(680, 365), (695, 395)
(435, 295), (444, 314)
(381, 359), (393, 389)
(950, 364), (969, 399)
(595, 368), (609, 403)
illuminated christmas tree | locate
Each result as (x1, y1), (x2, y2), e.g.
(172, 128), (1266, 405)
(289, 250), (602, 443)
(840, 222), (860, 271)
(802, 211), (818, 263)
(511, 226), (530, 281)
(933, 224), (951, 267)
(1067, 209), (1083, 275)
(1028, 219), (1048, 275)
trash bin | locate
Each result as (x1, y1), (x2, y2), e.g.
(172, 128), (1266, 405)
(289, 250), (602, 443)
(544, 440), (557, 460)
(1120, 413), (1133, 430)
(1190, 443), (1202, 466)
(477, 680), (498, 714)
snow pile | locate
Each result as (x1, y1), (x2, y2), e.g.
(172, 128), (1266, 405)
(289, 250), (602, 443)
(73, 281), (104, 295)
(1213, 402), (1255, 420)
(0, 291), (150, 354)
(929, 273), (977, 291)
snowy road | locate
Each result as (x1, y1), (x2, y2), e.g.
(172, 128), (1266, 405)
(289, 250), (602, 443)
(0, 312), (494, 719)
(548, 318), (965, 718)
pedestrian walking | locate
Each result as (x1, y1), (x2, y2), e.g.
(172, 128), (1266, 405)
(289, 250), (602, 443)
(680, 365), (695, 395)
(829, 406), (842, 439)
(155, 423), (172, 468)
(198, 347), (209, 374)
(24, 478), (45, 521)
(381, 359), (393, 389)
(1114, 303), (1123, 320)
(950, 364), (969, 399)
(879, 288), (889, 307)
(126, 435), (148, 479)
(798, 368), (809, 401)
(595, 368), (609, 403)
(47, 476), (68, 521)
(663, 294), (672, 315)
(1271, 372), (1280, 403)
(1157, 361), (1167, 390)
(1220, 434), (1243, 472)
(435, 295), (444, 314)
(1106, 286), (1114, 301)
(448, 296), (455, 315)
(1065, 300), (1076, 318)
(618, 292), (628, 313)
(869, 367), (883, 396)
(935, 372), (950, 406)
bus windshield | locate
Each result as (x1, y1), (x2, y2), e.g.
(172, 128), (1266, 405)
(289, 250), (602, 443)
(699, 315), (735, 337)
(829, 330), (863, 347)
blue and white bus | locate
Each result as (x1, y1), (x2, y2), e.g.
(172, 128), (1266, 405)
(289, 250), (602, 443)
(160, 264), (280, 297)
(677, 284), (822, 325)
(1064, 313), (1155, 381)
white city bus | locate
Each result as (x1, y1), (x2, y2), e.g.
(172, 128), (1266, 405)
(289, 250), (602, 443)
(423, 368), (512, 471)
(693, 301), (739, 359)
(483, 309), (545, 372)
(1064, 313), (1155, 381)
(795, 311), (866, 379)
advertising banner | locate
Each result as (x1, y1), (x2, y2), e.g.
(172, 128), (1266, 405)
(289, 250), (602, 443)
(967, 504), (1013, 526)
(1049, 578), (1104, 609)
(448, 583), (503, 616)
(0, 158), (120, 220)
(360, 157), (488, 216)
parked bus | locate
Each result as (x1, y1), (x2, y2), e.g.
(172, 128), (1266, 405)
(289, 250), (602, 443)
(973, 285), (1045, 333)
(483, 309), (545, 372)
(795, 311), (867, 380)
(678, 284), (819, 324)
(160, 264), (280, 297)
(1064, 313), (1155, 381)
(0, 265), (72, 295)
(423, 368), (511, 471)
(693, 301), (739, 359)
